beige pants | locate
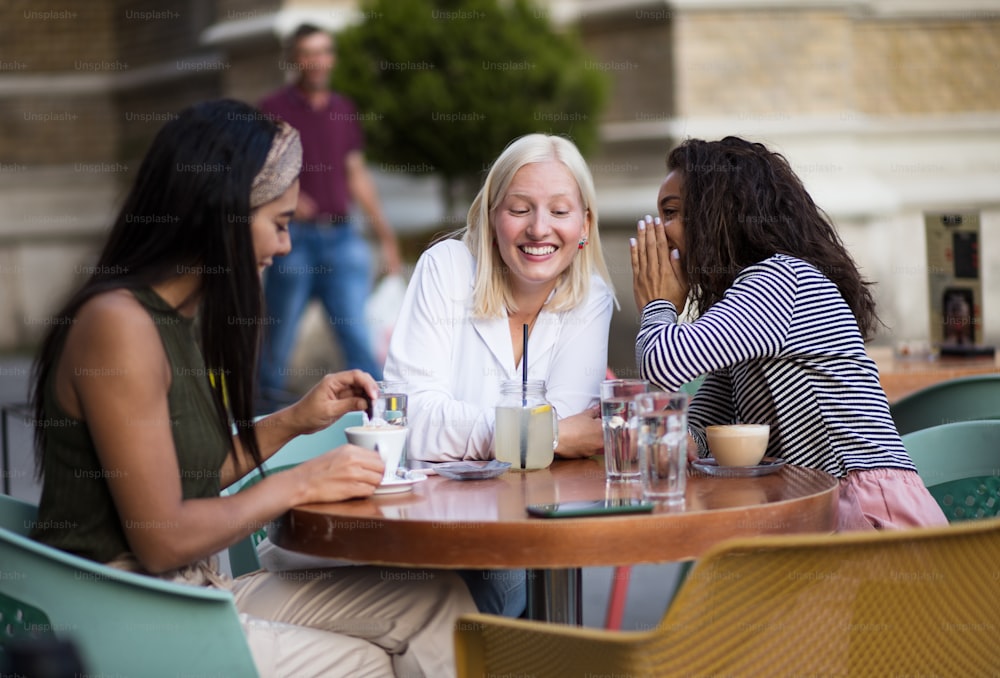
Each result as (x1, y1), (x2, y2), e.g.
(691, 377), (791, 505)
(232, 566), (476, 678)
(107, 553), (476, 678)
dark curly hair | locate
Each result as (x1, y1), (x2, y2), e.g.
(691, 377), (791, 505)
(667, 136), (880, 340)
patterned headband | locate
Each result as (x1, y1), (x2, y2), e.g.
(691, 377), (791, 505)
(250, 121), (302, 208)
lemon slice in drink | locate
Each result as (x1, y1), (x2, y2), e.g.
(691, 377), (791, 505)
(531, 404), (552, 415)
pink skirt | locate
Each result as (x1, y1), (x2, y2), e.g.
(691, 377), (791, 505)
(837, 468), (949, 532)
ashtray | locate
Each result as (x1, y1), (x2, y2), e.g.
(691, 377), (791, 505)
(691, 456), (787, 478)
(435, 460), (511, 480)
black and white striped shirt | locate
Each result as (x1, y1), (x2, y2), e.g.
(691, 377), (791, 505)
(636, 253), (914, 478)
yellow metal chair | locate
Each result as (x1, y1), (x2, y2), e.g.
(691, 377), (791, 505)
(455, 517), (1000, 677)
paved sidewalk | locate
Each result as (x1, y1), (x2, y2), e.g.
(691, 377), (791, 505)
(1, 353), (38, 504)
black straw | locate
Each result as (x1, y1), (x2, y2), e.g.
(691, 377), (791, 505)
(521, 323), (528, 407)
(521, 323), (529, 469)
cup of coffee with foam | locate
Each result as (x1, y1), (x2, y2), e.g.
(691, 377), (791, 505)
(705, 424), (770, 467)
(345, 424), (409, 483)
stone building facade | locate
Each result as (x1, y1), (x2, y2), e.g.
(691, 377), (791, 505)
(0, 0), (282, 351)
(577, 0), (1000, 370)
(1, 0), (998, 378)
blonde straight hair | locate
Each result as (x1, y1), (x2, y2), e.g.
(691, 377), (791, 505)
(461, 133), (615, 318)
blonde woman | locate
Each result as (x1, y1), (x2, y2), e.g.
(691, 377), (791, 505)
(384, 133), (616, 617)
(385, 133), (615, 463)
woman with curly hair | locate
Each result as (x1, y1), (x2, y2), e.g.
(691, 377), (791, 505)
(630, 136), (946, 531)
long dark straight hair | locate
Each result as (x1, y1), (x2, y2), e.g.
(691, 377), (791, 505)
(668, 136), (880, 340)
(31, 99), (276, 475)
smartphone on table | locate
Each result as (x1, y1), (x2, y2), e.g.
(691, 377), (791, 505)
(526, 498), (655, 518)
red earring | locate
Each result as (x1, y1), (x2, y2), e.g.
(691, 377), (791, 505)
(578, 237), (588, 250)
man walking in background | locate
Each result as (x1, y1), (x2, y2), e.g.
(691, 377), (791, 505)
(257, 23), (401, 413)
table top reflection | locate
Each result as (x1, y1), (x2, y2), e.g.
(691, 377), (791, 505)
(270, 458), (838, 570)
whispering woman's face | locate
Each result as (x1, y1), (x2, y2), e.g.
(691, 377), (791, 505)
(656, 170), (686, 266)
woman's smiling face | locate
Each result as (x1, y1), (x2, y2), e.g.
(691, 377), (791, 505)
(492, 160), (590, 295)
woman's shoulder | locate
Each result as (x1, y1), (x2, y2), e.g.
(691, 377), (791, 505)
(751, 254), (839, 287)
(58, 289), (169, 402)
(552, 273), (614, 321)
(736, 254), (808, 282)
(732, 255), (842, 308)
(76, 288), (149, 323)
(588, 272), (614, 298)
(583, 272), (615, 309)
(417, 238), (475, 275)
(722, 257), (803, 308)
(71, 289), (161, 349)
(423, 237), (469, 258)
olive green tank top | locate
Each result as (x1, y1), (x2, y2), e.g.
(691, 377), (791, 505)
(31, 288), (231, 563)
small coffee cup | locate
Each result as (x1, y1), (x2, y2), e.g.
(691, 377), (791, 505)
(345, 425), (409, 483)
(705, 424), (770, 467)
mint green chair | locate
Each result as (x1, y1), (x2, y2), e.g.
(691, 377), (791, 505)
(227, 411), (363, 577)
(902, 420), (1000, 522)
(890, 374), (1000, 436)
(0, 493), (257, 676)
(679, 374), (705, 396)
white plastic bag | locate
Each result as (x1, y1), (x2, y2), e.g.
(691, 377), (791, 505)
(365, 274), (407, 366)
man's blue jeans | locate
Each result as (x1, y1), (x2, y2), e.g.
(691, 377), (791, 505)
(457, 569), (527, 618)
(259, 221), (382, 405)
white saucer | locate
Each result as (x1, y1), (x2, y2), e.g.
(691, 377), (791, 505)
(374, 474), (427, 495)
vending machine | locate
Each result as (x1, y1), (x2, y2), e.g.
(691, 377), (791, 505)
(924, 212), (994, 357)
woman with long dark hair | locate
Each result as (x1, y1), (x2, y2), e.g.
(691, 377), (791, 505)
(29, 99), (474, 677)
(631, 136), (946, 531)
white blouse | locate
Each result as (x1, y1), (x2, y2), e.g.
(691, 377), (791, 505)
(384, 239), (615, 461)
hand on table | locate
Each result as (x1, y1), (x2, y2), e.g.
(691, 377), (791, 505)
(554, 405), (604, 459)
(630, 215), (689, 313)
(295, 445), (385, 503)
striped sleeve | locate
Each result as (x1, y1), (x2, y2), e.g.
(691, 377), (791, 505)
(636, 259), (796, 390)
(635, 255), (914, 476)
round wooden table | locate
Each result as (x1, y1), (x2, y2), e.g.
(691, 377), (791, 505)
(271, 458), (838, 623)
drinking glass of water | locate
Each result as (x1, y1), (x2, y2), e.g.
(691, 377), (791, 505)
(634, 391), (690, 505)
(600, 379), (649, 481)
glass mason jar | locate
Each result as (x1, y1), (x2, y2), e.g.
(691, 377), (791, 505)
(494, 379), (558, 471)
